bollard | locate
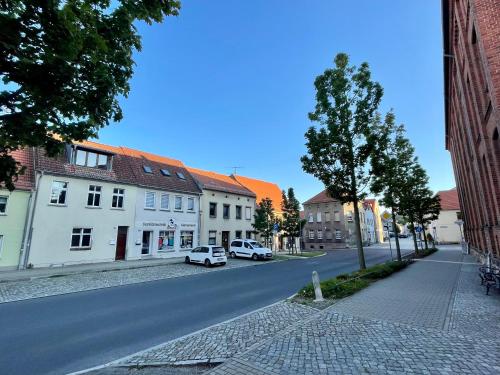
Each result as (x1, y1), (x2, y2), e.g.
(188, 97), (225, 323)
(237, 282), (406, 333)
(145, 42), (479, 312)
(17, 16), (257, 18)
(312, 270), (324, 302)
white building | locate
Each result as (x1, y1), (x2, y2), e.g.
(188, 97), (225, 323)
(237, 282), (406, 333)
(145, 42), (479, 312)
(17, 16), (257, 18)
(431, 188), (462, 244)
(23, 142), (202, 268)
(363, 202), (376, 245)
(187, 168), (256, 250)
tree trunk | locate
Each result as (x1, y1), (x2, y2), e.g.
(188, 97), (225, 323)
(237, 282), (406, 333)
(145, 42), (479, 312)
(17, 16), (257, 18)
(411, 224), (419, 254)
(352, 199), (366, 270)
(421, 222), (429, 250)
(391, 207), (401, 261)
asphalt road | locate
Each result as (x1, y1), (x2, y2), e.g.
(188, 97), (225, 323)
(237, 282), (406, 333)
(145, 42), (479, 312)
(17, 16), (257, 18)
(0, 246), (412, 375)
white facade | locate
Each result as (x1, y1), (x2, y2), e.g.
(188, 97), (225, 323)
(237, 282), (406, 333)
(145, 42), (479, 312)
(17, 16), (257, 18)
(27, 174), (137, 267)
(199, 190), (255, 249)
(132, 188), (200, 259)
(364, 206), (376, 244)
(431, 210), (462, 244)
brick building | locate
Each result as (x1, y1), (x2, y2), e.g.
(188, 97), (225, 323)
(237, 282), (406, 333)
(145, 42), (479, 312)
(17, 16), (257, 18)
(442, 0), (500, 262)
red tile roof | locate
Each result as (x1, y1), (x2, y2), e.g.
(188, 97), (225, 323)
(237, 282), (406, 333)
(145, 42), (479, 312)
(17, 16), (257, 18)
(303, 190), (338, 205)
(34, 141), (201, 194)
(231, 175), (283, 212)
(1, 148), (35, 191)
(436, 188), (460, 210)
(187, 167), (255, 197)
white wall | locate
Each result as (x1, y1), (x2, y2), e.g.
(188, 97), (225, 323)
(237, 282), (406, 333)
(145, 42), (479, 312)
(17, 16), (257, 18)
(431, 210), (462, 243)
(132, 188), (200, 259)
(199, 190), (255, 247)
(28, 174), (137, 267)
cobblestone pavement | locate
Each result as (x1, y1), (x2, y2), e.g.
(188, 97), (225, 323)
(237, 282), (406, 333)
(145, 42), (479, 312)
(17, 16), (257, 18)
(85, 363), (217, 375)
(0, 259), (276, 303)
(209, 249), (500, 374)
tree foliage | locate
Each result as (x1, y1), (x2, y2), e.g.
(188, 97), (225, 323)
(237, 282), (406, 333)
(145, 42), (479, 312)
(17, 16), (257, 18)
(0, 0), (181, 190)
(281, 187), (301, 253)
(301, 53), (384, 270)
(253, 197), (275, 247)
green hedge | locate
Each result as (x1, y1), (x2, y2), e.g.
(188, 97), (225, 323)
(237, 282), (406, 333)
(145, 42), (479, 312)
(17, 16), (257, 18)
(298, 260), (410, 300)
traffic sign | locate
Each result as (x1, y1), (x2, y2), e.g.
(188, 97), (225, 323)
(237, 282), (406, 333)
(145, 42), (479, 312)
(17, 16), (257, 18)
(382, 212), (391, 220)
(273, 223), (279, 232)
(415, 226), (422, 233)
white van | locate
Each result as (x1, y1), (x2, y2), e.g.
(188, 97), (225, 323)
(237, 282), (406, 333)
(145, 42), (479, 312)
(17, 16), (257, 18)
(229, 239), (273, 260)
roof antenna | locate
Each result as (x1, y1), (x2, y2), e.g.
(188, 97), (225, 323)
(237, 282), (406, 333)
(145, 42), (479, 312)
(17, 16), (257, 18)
(229, 166), (243, 175)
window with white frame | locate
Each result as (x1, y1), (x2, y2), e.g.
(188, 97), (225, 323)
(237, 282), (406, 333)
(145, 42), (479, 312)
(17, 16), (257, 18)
(145, 191), (156, 209)
(158, 230), (175, 250)
(87, 185), (102, 207)
(308, 230), (314, 239)
(245, 206), (251, 220)
(0, 196), (7, 214)
(235, 230), (242, 239)
(325, 212), (331, 222)
(326, 230), (333, 240)
(160, 193), (169, 210)
(223, 204), (230, 219)
(335, 230), (342, 240)
(245, 231), (253, 239)
(308, 213), (314, 223)
(187, 197), (194, 211)
(317, 230), (323, 239)
(74, 149), (110, 170)
(71, 228), (92, 249)
(209, 202), (217, 217)
(175, 196), (182, 210)
(208, 231), (217, 245)
(317, 212), (322, 222)
(50, 181), (68, 205)
(236, 205), (242, 219)
(0, 235), (3, 256)
(334, 211), (340, 221)
(180, 231), (193, 248)
(112, 188), (124, 208)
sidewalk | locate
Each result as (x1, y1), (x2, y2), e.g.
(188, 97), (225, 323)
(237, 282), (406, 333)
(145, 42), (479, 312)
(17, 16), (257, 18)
(0, 257), (186, 283)
(209, 249), (500, 374)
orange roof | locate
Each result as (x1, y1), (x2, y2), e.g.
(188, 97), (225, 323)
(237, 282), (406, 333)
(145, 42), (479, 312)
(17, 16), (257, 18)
(186, 167), (255, 197)
(303, 190), (337, 205)
(436, 188), (460, 210)
(232, 174), (283, 212)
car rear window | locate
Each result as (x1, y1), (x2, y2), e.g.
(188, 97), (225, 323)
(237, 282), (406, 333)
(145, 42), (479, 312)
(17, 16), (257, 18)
(212, 247), (225, 253)
(231, 241), (242, 247)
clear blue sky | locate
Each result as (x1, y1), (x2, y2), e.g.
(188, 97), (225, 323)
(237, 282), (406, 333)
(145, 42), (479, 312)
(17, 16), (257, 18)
(97, 0), (456, 203)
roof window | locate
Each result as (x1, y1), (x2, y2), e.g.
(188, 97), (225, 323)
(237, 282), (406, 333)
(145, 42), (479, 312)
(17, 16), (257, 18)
(160, 169), (171, 176)
(143, 165), (153, 174)
(176, 172), (186, 180)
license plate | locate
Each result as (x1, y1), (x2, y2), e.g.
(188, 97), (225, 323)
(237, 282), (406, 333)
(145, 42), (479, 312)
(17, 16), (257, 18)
(217, 258), (224, 261)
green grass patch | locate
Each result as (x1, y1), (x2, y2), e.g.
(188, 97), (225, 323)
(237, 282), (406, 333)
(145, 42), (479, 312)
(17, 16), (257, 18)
(296, 259), (411, 301)
(415, 247), (438, 258)
(295, 251), (325, 258)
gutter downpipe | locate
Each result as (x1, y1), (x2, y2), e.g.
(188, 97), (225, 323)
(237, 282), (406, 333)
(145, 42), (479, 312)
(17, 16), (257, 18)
(19, 169), (43, 269)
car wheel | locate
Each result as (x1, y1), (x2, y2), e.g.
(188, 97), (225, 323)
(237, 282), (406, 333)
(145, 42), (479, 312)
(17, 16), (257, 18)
(252, 253), (259, 261)
(230, 252), (236, 259)
(185, 256), (190, 264)
(204, 259), (211, 267)
(221, 262), (226, 266)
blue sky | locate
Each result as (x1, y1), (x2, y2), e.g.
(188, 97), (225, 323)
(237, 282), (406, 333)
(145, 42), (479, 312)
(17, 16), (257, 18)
(97, 0), (455, 203)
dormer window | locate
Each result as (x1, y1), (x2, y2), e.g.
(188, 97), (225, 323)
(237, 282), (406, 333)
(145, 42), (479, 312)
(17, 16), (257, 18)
(143, 165), (153, 174)
(74, 148), (111, 170)
(176, 172), (186, 180)
(160, 169), (171, 176)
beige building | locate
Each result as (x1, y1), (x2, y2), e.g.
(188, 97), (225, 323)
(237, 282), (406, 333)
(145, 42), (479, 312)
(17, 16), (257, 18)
(187, 168), (256, 250)
(431, 188), (462, 244)
(364, 199), (384, 243)
(344, 202), (369, 246)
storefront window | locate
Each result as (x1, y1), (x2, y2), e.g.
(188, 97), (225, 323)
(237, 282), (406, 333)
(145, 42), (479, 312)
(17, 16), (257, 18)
(158, 230), (175, 250)
(180, 231), (194, 249)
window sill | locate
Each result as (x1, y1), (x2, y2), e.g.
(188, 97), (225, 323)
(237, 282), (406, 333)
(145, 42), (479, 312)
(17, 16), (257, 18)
(0, 213), (6, 216)
(209, 216), (217, 219)
(48, 203), (67, 207)
(110, 207), (125, 211)
(85, 206), (102, 209)
(187, 210), (196, 214)
(174, 210), (183, 213)
(144, 207), (156, 211)
(70, 248), (92, 251)
(158, 249), (175, 253)
(159, 209), (170, 212)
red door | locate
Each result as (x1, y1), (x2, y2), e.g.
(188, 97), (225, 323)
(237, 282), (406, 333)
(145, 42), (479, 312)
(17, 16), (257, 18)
(115, 226), (128, 260)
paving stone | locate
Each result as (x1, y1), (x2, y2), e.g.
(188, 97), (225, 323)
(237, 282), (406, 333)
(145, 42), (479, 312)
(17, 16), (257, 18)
(0, 259), (276, 303)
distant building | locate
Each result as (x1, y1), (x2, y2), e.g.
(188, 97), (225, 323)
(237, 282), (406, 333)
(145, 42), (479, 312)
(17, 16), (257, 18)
(363, 202), (376, 245)
(187, 168), (256, 250)
(344, 202), (369, 246)
(431, 188), (462, 244)
(442, 0), (500, 262)
(364, 199), (384, 243)
(302, 190), (346, 250)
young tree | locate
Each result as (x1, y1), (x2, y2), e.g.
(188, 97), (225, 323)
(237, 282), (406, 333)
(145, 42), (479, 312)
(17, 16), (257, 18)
(0, 0), (181, 190)
(370, 113), (418, 261)
(414, 192), (441, 250)
(281, 188), (301, 254)
(301, 53), (383, 270)
(253, 198), (275, 248)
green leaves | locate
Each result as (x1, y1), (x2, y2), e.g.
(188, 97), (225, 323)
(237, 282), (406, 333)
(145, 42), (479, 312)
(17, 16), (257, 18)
(253, 197), (276, 245)
(0, 0), (181, 189)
